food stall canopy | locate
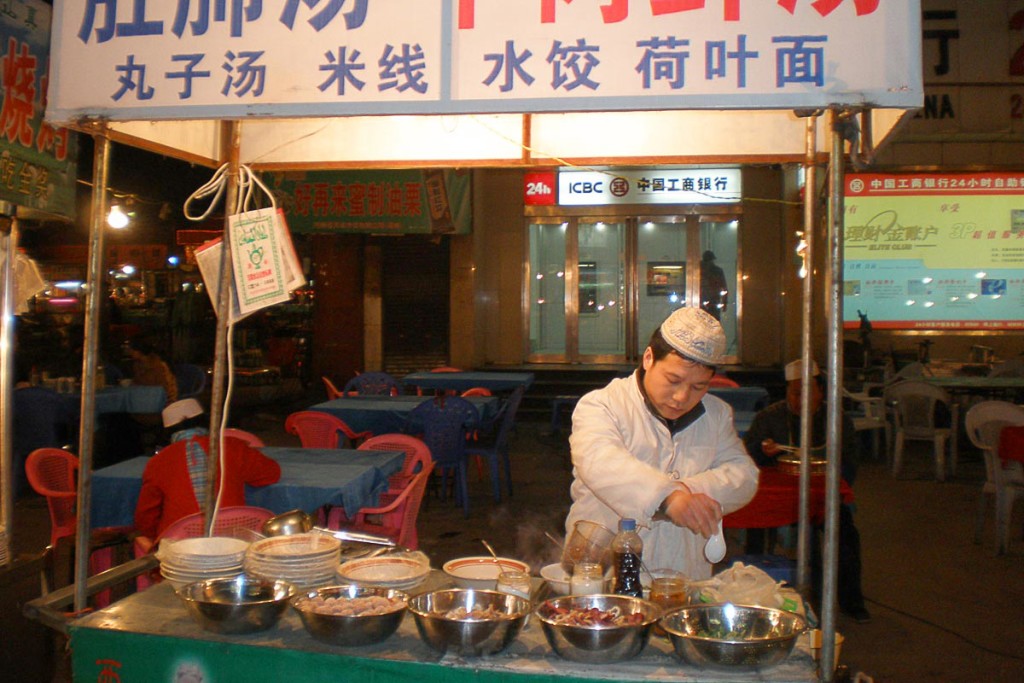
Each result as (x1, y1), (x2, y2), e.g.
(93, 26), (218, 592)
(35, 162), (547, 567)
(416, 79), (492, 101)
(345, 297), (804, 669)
(46, 1), (922, 167)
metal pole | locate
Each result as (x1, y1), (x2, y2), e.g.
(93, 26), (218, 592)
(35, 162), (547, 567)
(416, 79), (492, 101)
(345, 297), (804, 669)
(820, 108), (848, 682)
(204, 120), (241, 535)
(74, 128), (112, 612)
(0, 201), (17, 567)
(796, 113), (818, 595)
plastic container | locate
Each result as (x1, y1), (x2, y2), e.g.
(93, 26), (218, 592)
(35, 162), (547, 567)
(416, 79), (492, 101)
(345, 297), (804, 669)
(611, 518), (643, 598)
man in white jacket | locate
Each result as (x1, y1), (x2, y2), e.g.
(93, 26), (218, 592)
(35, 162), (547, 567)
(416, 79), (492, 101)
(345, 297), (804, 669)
(566, 307), (759, 580)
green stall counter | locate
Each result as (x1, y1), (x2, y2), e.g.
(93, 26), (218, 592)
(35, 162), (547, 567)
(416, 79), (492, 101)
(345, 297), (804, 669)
(69, 580), (819, 683)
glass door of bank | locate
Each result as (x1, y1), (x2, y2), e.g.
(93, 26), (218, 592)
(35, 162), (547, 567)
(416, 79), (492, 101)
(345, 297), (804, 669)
(527, 214), (738, 364)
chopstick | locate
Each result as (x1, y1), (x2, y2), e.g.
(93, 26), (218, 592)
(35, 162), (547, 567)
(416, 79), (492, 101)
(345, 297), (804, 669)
(773, 444), (801, 454)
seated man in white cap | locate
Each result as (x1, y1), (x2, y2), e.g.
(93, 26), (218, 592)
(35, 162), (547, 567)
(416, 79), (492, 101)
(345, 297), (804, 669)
(743, 359), (870, 623)
(566, 307), (759, 581)
(134, 398), (281, 540)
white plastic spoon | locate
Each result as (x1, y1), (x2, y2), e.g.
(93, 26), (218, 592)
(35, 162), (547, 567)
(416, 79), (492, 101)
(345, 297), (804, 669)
(704, 519), (726, 563)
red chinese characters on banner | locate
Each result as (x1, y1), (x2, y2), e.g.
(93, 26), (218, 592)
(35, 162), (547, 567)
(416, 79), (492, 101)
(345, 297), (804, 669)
(458, 0), (879, 28)
(290, 181), (424, 219)
(0, 37), (36, 148)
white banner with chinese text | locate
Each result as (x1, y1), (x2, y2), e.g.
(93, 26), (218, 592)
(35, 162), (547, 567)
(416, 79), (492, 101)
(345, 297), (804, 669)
(47, 0), (921, 123)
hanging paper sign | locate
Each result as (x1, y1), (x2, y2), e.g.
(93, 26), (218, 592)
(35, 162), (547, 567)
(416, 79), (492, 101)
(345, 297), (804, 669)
(194, 237), (248, 323)
(228, 208), (291, 316)
(275, 208), (307, 292)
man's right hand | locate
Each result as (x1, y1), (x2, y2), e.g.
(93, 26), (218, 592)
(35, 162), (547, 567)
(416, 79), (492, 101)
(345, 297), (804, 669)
(661, 486), (721, 538)
(761, 438), (782, 456)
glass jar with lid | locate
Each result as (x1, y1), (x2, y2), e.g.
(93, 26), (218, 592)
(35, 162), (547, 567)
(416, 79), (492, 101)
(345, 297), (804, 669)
(570, 562), (604, 595)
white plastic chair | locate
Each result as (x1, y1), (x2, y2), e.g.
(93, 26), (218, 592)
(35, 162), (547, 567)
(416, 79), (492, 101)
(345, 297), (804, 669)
(964, 401), (1024, 554)
(885, 380), (957, 481)
(843, 388), (889, 462)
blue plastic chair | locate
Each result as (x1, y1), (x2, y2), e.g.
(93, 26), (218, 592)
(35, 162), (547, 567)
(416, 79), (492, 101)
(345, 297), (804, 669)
(466, 385), (525, 503)
(406, 396), (478, 517)
(343, 371), (402, 396)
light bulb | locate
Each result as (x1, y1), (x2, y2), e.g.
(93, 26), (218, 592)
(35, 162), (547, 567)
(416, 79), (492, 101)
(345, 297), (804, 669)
(107, 204), (130, 229)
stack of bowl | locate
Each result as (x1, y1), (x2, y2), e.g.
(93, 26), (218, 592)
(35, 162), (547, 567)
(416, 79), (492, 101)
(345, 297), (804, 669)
(337, 552), (431, 591)
(244, 533), (341, 588)
(157, 537), (249, 589)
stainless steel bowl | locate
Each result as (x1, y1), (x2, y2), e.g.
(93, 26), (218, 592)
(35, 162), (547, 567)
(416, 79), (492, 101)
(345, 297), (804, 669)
(661, 603), (807, 670)
(291, 585), (408, 647)
(177, 576), (294, 635)
(536, 594), (662, 664)
(407, 589), (530, 656)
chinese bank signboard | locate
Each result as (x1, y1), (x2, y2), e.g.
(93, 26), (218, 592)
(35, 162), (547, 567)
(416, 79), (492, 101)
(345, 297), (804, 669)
(843, 173), (1024, 331)
(47, 1), (920, 122)
(525, 168), (740, 206)
(1, 0), (76, 218)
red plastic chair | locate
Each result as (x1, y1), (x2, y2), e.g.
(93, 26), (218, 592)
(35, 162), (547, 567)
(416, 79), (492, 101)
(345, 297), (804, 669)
(221, 428), (265, 448)
(25, 448), (134, 607)
(322, 375), (345, 399)
(134, 506), (275, 589)
(709, 374), (741, 388)
(356, 433), (432, 490)
(460, 387), (493, 397)
(430, 366), (463, 373)
(326, 466), (433, 549)
(285, 410), (372, 448)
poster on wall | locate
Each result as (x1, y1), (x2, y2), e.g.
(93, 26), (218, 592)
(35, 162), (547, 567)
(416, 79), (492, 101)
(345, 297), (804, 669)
(843, 173), (1024, 331)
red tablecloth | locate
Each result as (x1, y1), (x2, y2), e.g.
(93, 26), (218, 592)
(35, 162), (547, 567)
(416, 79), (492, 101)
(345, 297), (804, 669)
(723, 467), (854, 529)
(998, 425), (1024, 464)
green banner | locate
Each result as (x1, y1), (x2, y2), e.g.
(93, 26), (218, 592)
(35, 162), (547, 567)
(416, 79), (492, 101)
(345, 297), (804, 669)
(0, 0), (77, 219)
(264, 169), (471, 235)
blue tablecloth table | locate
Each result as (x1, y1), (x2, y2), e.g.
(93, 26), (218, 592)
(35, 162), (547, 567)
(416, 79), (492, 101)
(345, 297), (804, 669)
(89, 446), (404, 528)
(402, 371), (534, 393)
(310, 395), (500, 436)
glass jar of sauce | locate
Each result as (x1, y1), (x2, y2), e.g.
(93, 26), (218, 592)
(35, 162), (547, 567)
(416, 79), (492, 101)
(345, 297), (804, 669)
(570, 562), (605, 595)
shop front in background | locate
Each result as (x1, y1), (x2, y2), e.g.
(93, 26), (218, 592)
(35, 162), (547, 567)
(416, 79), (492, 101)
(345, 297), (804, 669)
(525, 168), (742, 365)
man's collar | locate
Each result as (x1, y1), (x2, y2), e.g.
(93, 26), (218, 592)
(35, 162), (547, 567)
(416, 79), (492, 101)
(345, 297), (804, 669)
(635, 369), (707, 436)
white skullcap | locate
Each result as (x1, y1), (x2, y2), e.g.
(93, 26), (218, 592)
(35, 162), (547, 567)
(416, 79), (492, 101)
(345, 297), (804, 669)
(784, 359), (820, 382)
(659, 308), (726, 366)
(162, 398), (204, 428)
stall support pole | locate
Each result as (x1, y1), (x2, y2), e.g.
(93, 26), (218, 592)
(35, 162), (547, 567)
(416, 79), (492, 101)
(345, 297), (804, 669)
(74, 128), (112, 613)
(796, 112), (819, 595)
(819, 108), (849, 682)
(204, 120), (241, 534)
(0, 201), (17, 567)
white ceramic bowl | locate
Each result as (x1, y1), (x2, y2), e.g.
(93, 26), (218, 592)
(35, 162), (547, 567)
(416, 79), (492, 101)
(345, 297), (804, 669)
(442, 556), (530, 591)
(540, 563), (571, 595)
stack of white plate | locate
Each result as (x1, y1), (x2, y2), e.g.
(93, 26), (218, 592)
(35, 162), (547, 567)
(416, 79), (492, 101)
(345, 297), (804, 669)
(337, 552), (431, 591)
(157, 537), (249, 589)
(245, 533), (341, 588)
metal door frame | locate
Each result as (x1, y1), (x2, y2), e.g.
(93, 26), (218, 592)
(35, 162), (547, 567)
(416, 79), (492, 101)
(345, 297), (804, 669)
(524, 205), (740, 365)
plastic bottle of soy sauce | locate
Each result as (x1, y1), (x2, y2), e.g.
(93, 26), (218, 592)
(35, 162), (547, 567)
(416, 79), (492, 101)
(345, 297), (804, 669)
(611, 518), (643, 598)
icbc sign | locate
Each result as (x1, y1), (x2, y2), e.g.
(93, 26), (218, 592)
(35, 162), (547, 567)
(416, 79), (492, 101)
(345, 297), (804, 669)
(524, 171), (557, 206)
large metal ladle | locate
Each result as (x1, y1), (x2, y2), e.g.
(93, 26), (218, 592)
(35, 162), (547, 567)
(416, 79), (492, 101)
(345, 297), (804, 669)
(261, 509), (396, 547)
